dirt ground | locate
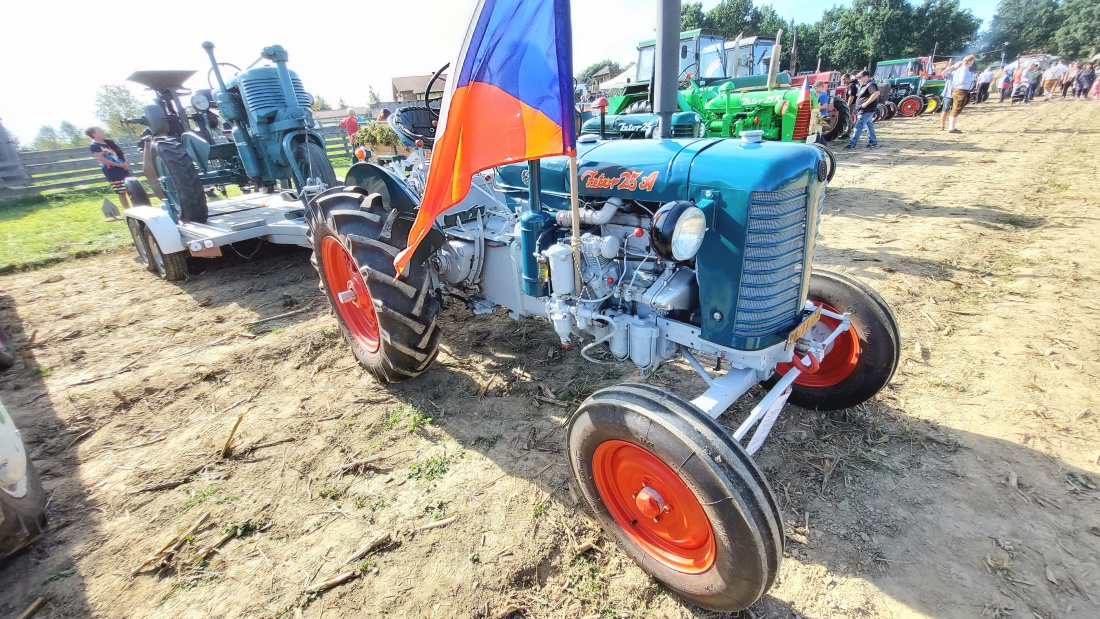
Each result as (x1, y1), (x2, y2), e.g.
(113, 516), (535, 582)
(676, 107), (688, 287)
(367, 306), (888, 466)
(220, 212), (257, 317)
(1, 101), (1098, 619)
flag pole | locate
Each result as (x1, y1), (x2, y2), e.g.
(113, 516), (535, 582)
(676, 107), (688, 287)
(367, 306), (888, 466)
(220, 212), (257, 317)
(568, 154), (582, 292)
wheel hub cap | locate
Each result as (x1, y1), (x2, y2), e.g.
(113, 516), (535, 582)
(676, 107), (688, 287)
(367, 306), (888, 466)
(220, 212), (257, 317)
(634, 486), (668, 521)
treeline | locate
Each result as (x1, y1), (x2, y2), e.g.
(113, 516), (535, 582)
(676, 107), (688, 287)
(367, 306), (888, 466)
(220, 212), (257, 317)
(683, 0), (980, 72)
(683, 0), (1098, 73)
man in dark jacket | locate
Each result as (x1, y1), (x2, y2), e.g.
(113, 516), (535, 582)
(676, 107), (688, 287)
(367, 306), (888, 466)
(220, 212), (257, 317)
(845, 71), (880, 149)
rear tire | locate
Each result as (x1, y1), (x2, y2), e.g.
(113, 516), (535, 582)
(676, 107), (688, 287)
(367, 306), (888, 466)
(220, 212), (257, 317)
(142, 141), (165, 200)
(927, 94), (943, 114)
(0, 404), (47, 560)
(309, 188), (440, 382)
(568, 384), (782, 612)
(884, 101), (897, 119)
(124, 178), (151, 206)
(151, 138), (207, 223)
(897, 95), (923, 117)
(144, 228), (189, 281)
(825, 100), (850, 142)
(773, 270), (900, 411)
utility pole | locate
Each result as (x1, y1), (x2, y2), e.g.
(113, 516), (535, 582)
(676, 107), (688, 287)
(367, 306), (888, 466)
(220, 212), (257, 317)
(654, 0), (678, 139)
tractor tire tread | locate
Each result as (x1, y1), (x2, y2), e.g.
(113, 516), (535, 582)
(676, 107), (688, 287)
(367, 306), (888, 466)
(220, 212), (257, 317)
(310, 191), (440, 382)
(151, 138), (208, 223)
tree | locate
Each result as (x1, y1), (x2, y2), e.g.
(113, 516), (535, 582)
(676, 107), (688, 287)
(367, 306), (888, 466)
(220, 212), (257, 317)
(338, 97), (348, 109)
(1054, 0), (1100, 59)
(312, 95), (332, 111)
(983, 0), (1061, 59)
(368, 86), (382, 105)
(912, 0), (981, 60)
(58, 121), (90, 148)
(30, 125), (62, 151)
(94, 84), (143, 139)
(577, 60), (624, 83)
(681, 2), (706, 30)
(704, 0), (756, 38)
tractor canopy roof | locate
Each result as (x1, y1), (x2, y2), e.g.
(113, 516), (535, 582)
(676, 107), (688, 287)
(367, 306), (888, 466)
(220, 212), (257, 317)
(637, 28), (725, 49)
(127, 70), (197, 91)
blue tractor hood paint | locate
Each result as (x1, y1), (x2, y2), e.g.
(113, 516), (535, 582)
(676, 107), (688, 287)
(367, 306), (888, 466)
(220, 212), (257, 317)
(495, 137), (822, 205)
(495, 137), (826, 351)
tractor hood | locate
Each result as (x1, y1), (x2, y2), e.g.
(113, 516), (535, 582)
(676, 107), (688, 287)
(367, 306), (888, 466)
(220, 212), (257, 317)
(579, 111), (701, 139)
(495, 137), (823, 209)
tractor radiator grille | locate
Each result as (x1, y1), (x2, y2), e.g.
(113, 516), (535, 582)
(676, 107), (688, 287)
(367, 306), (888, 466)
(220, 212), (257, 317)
(735, 186), (808, 338)
(238, 73), (311, 118)
(792, 101), (812, 141)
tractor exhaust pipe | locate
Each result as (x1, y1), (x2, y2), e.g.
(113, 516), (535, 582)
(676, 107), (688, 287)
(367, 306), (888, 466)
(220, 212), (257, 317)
(767, 30), (783, 90)
(654, 0), (679, 139)
(202, 41), (228, 93)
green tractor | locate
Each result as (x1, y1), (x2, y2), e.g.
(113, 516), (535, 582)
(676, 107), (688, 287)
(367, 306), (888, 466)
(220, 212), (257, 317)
(872, 57), (946, 117)
(126, 42), (337, 223)
(582, 30), (828, 145)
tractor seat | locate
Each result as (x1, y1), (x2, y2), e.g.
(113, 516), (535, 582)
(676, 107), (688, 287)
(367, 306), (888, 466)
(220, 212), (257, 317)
(389, 106), (437, 148)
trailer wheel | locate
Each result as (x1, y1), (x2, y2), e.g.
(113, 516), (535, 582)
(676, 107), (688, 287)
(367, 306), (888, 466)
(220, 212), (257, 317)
(310, 188), (440, 382)
(143, 228), (189, 281)
(773, 270), (899, 411)
(126, 218), (154, 272)
(124, 178), (151, 206)
(292, 142), (338, 192)
(568, 384), (782, 612)
(897, 95), (923, 117)
(0, 327), (15, 372)
(0, 402), (47, 560)
(151, 138), (207, 223)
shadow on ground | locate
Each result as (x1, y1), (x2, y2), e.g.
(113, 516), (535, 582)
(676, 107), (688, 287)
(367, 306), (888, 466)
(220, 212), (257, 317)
(0, 294), (95, 617)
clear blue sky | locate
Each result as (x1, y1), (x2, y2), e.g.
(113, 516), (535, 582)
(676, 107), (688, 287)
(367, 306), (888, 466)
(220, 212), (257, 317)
(1, 0), (1001, 144)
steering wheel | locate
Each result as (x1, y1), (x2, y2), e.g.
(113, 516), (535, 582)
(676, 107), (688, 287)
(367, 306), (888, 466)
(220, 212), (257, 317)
(207, 63), (243, 90)
(425, 63), (450, 120)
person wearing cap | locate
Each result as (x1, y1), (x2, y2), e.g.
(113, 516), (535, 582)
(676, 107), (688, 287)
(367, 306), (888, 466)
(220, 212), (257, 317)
(845, 70), (879, 149)
(943, 55), (976, 133)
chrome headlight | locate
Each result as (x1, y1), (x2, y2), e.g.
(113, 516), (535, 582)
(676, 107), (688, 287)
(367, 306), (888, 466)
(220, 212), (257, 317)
(651, 201), (707, 262)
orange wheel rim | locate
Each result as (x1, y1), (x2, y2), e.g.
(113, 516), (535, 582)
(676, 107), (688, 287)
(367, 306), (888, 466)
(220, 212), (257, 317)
(321, 236), (380, 353)
(592, 440), (716, 574)
(901, 99), (920, 115)
(777, 302), (860, 387)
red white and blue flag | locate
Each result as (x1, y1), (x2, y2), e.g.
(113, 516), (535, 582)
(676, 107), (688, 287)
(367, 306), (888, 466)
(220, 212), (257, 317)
(797, 78), (811, 104)
(394, 0), (575, 273)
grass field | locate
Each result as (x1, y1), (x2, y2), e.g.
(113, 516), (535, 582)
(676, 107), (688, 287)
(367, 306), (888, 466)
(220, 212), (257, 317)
(0, 163), (354, 274)
(0, 189), (132, 274)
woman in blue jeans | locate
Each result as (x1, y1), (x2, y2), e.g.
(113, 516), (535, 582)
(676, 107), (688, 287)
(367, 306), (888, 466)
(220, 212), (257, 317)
(846, 71), (880, 149)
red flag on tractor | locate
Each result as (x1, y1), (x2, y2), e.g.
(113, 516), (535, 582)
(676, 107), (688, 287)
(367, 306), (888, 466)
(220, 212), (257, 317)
(393, 0), (576, 274)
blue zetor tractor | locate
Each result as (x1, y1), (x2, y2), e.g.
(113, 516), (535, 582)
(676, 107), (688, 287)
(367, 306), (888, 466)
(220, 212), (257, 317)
(127, 42), (336, 223)
(308, 128), (901, 609)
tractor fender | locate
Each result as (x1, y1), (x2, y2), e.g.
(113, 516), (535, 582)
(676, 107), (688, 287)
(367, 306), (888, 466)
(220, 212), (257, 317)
(343, 163), (420, 215)
(280, 130), (326, 159)
(125, 206), (186, 254)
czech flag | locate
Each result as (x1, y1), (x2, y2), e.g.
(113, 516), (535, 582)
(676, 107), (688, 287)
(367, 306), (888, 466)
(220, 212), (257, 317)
(394, 0), (576, 274)
(797, 78), (810, 104)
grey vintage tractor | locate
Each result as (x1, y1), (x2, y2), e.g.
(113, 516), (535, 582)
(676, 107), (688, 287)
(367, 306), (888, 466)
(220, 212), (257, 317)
(310, 133), (899, 610)
(127, 42), (336, 223)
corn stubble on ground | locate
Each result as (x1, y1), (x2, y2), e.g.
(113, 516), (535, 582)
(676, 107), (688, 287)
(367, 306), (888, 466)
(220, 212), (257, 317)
(1, 102), (1099, 618)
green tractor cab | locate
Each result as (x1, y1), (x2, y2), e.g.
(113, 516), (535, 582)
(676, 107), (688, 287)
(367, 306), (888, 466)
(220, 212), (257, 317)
(581, 30), (828, 148)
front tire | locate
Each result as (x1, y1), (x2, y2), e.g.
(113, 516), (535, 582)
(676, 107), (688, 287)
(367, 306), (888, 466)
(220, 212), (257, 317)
(775, 270), (900, 411)
(568, 384), (783, 612)
(292, 142), (338, 192)
(0, 327), (15, 371)
(309, 188), (440, 382)
(814, 143), (836, 182)
(150, 138), (207, 223)
(124, 178), (151, 206)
